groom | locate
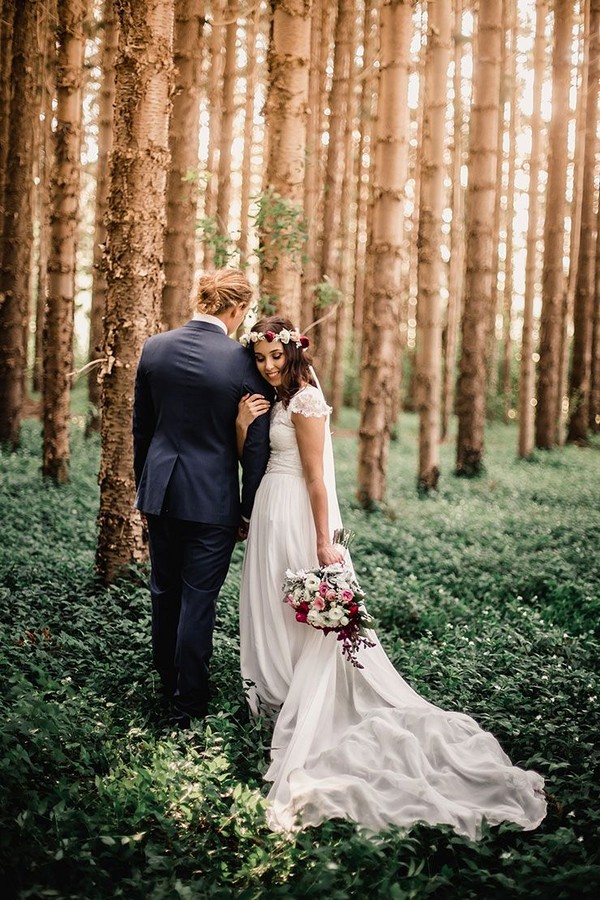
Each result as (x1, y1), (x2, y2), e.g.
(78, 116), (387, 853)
(133, 269), (272, 727)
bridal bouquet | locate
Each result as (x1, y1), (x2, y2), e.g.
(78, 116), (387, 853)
(282, 529), (375, 668)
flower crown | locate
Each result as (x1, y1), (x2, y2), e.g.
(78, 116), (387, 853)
(239, 327), (310, 349)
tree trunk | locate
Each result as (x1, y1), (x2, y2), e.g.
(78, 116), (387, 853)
(331, 3), (357, 420)
(260, 0), (312, 324)
(455, 0), (503, 476)
(314, 0), (356, 387)
(0, 0), (42, 448)
(352, 0), (378, 345)
(301, 0), (332, 328)
(486, 7), (507, 411)
(202, 0), (225, 266)
(238, 4), (260, 265)
(162, 0), (204, 330)
(215, 1), (238, 244)
(32, 0), (57, 394)
(0, 0), (15, 230)
(556, 5), (589, 443)
(567, 0), (600, 444)
(501, 0), (517, 423)
(415, 0), (451, 492)
(357, 0), (413, 508)
(87, 0), (118, 430)
(535, 0), (572, 449)
(518, 0), (546, 459)
(42, 0), (88, 482)
(590, 190), (600, 433)
(96, 0), (175, 583)
(441, 0), (465, 442)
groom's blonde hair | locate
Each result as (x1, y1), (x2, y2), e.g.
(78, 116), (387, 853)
(195, 269), (253, 315)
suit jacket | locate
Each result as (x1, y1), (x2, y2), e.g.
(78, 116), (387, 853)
(133, 320), (272, 525)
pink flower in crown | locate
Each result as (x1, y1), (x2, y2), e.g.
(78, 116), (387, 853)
(313, 596), (325, 611)
(318, 582), (329, 597)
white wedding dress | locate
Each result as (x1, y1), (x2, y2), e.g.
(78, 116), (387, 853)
(239, 386), (546, 839)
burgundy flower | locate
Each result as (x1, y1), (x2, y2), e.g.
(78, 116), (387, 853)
(265, 331), (276, 342)
(296, 612), (308, 623)
(300, 335), (310, 349)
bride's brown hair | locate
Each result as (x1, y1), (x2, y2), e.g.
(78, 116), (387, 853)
(250, 316), (315, 406)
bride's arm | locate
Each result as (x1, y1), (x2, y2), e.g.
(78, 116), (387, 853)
(236, 393), (271, 458)
(293, 413), (344, 567)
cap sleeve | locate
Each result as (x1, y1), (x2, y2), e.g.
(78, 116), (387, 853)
(288, 385), (332, 419)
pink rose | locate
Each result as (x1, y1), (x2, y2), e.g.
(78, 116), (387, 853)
(342, 589), (354, 602)
(318, 582), (329, 597)
(326, 589), (336, 600)
(313, 596), (325, 611)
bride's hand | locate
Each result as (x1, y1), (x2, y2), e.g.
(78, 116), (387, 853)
(237, 393), (271, 431)
(317, 543), (345, 567)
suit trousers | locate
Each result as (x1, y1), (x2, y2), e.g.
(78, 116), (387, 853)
(146, 515), (237, 718)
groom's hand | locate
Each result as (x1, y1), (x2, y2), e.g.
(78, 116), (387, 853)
(236, 519), (249, 542)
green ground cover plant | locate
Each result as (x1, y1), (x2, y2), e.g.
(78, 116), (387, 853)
(1, 404), (599, 898)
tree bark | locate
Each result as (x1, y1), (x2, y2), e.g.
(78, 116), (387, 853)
(455, 0), (503, 476)
(501, 0), (517, 423)
(535, 0), (572, 449)
(314, 0), (355, 386)
(352, 0), (378, 345)
(202, 0), (225, 266)
(215, 1), (238, 244)
(331, 2), (358, 420)
(590, 188), (600, 433)
(32, 1), (58, 396)
(556, 5), (589, 443)
(238, 3), (260, 265)
(260, 0), (312, 324)
(567, 0), (600, 444)
(162, 0), (204, 330)
(0, 0), (43, 447)
(357, 0), (413, 508)
(416, 0), (451, 493)
(441, 0), (464, 441)
(87, 0), (118, 429)
(301, 0), (332, 328)
(518, 0), (546, 459)
(42, 0), (88, 482)
(96, 0), (175, 583)
(486, 6), (507, 409)
(0, 0), (15, 231)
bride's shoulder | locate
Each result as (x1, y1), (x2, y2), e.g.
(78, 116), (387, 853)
(288, 384), (332, 419)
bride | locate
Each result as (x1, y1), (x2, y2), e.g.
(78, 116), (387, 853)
(236, 315), (546, 839)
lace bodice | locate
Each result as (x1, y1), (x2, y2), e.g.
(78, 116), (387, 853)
(266, 386), (332, 476)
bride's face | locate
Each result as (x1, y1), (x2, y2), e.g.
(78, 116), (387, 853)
(254, 340), (286, 386)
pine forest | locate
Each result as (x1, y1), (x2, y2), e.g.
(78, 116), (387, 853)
(0, 1), (599, 896)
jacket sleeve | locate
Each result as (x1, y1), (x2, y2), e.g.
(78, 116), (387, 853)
(239, 357), (273, 520)
(132, 346), (155, 488)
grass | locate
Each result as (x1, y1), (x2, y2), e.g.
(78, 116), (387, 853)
(1, 397), (599, 898)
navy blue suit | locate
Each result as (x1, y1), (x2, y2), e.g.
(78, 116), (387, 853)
(133, 320), (271, 718)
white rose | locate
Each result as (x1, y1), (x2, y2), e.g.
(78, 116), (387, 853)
(340, 615), (349, 626)
(305, 573), (320, 591)
(328, 607), (344, 622)
(279, 328), (291, 344)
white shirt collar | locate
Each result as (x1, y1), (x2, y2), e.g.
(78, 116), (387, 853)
(192, 312), (228, 334)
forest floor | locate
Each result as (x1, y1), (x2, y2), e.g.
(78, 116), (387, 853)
(1, 396), (599, 899)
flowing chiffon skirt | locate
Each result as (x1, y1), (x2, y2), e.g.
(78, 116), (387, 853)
(239, 470), (546, 839)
